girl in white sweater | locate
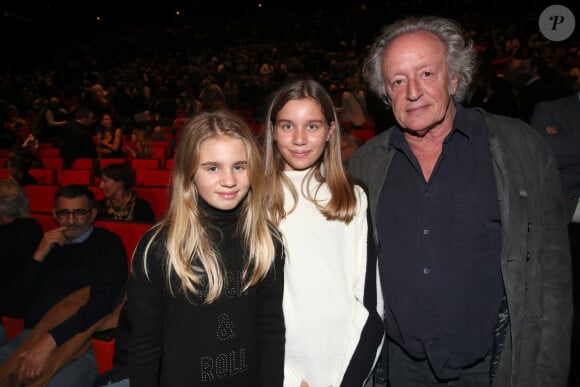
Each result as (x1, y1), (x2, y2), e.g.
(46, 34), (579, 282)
(263, 79), (384, 387)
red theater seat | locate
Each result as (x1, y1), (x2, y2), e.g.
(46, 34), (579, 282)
(61, 169), (94, 186)
(28, 168), (57, 185)
(25, 184), (59, 213)
(94, 220), (152, 269)
(134, 169), (172, 187)
(131, 158), (161, 170)
(133, 186), (170, 221)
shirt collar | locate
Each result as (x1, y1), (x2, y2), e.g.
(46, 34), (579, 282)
(67, 225), (94, 244)
(390, 101), (472, 148)
(451, 102), (474, 140)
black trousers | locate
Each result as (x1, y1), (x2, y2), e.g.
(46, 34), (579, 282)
(388, 340), (491, 387)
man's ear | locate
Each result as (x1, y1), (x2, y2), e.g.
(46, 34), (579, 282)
(450, 75), (459, 95)
(90, 208), (98, 223)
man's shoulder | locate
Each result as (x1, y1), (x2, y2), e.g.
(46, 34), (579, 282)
(350, 128), (392, 159)
(478, 108), (555, 158)
(90, 226), (124, 243)
(532, 93), (579, 116)
(477, 107), (533, 134)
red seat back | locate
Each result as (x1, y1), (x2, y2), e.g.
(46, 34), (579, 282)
(61, 169), (94, 186)
(99, 158), (127, 170)
(92, 337), (116, 374)
(41, 157), (64, 184)
(151, 147), (167, 164)
(133, 186), (170, 221)
(94, 220), (152, 270)
(131, 158), (160, 170)
(24, 184), (59, 213)
(69, 158), (96, 170)
(134, 169), (172, 187)
(1, 316), (25, 341)
(88, 185), (105, 201)
(0, 168), (9, 178)
(28, 168), (57, 185)
(38, 147), (61, 158)
(29, 211), (59, 231)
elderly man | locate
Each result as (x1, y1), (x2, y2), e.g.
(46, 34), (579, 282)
(349, 16), (572, 387)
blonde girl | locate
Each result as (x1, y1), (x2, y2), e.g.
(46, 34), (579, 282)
(124, 109), (285, 386)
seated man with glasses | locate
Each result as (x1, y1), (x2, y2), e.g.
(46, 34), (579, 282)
(0, 184), (128, 387)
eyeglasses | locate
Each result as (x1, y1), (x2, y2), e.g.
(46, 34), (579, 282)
(54, 209), (91, 218)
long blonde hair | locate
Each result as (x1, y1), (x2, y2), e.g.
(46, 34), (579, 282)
(263, 79), (357, 225)
(143, 110), (280, 304)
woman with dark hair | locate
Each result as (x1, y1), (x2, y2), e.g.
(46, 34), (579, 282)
(96, 112), (124, 159)
(96, 163), (155, 223)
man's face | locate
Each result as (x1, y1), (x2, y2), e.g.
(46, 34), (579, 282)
(53, 196), (97, 240)
(382, 30), (457, 135)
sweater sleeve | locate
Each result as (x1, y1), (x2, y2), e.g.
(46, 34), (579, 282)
(50, 229), (128, 346)
(339, 187), (385, 387)
(126, 230), (166, 387)
(257, 233), (286, 387)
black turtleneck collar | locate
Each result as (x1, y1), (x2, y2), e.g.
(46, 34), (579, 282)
(198, 197), (243, 226)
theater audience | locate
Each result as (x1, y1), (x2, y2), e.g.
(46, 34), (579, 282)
(96, 163), (156, 223)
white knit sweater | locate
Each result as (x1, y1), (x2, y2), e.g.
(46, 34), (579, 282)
(281, 169), (383, 387)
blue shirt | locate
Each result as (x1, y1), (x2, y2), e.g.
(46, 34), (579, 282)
(66, 225), (93, 244)
(377, 103), (504, 379)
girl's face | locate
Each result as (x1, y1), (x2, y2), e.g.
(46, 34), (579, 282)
(274, 98), (335, 171)
(193, 136), (250, 211)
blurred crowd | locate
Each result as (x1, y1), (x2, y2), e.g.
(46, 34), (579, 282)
(0, 1), (578, 149)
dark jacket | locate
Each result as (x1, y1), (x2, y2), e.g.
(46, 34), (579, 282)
(0, 217), (43, 317)
(348, 108), (573, 387)
(60, 119), (98, 169)
(529, 91), (580, 222)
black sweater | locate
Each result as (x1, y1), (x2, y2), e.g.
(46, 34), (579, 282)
(21, 227), (128, 346)
(125, 206), (285, 387)
(0, 217), (43, 317)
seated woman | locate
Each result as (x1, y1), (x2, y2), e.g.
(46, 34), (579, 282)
(123, 126), (152, 161)
(0, 179), (44, 343)
(97, 163), (155, 223)
(4, 146), (43, 186)
(96, 112), (124, 159)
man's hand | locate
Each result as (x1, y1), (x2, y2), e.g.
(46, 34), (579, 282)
(33, 227), (67, 262)
(16, 334), (57, 383)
